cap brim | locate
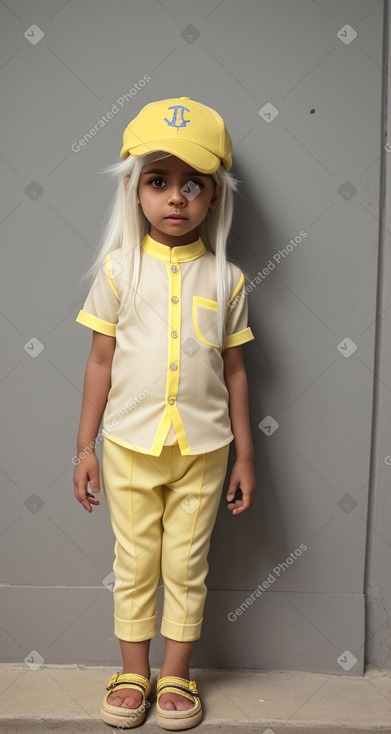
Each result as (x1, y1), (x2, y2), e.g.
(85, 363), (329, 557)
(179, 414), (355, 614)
(119, 139), (222, 174)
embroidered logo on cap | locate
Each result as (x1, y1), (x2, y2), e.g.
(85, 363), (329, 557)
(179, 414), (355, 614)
(164, 105), (191, 128)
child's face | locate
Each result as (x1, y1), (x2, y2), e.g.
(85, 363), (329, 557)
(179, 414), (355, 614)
(136, 155), (221, 246)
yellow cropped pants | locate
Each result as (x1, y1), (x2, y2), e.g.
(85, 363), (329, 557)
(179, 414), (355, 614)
(101, 437), (230, 643)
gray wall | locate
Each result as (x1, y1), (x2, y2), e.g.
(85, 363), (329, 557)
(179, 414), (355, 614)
(1, 0), (389, 676)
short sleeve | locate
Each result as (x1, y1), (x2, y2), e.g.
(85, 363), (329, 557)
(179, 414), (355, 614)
(75, 252), (121, 337)
(224, 270), (254, 349)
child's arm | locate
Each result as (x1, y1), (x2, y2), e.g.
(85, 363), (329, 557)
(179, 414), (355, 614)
(73, 331), (116, 512)
(223, 344), (256, 515)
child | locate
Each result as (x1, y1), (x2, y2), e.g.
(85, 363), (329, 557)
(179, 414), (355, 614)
(73, 97), (255, 730)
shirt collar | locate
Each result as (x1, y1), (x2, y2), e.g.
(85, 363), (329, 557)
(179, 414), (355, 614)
(142, 233), (206, 263)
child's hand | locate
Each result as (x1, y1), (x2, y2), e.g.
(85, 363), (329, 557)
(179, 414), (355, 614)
(73, 453), (101, 512)
(226, 458), (256, 515)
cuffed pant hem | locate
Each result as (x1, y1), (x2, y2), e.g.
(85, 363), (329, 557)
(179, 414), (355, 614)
(160, 615), (203, 642)
(114, 612), (157, 642)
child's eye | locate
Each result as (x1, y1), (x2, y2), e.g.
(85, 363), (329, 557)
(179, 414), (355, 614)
(147, 177), (203, 192)
(149, 177), (166, 188)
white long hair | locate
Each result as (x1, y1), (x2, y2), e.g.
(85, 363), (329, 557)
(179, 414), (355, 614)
(83, 151), (239, 348)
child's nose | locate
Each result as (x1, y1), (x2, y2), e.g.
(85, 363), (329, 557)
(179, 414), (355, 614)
(168, 185), (186, 204)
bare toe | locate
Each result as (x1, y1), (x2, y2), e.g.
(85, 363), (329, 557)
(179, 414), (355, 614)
(159, 692), (194, 711)
(108, 688), (142, 709)
(159, 694), (176, 710)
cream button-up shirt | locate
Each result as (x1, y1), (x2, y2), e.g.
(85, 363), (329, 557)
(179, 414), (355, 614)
(76, 234), (254, 456)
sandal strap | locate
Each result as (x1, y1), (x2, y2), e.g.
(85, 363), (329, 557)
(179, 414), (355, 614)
(157, 675), (199, 703)
(106, 672), (151, 698)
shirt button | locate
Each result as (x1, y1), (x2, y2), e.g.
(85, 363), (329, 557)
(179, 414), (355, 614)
(171, 296), (179, 304)
(168, 397), (176, 405)
(171, 330), (178, 338)
(170, 363), (178, 371)
(171, 264), (178, 273)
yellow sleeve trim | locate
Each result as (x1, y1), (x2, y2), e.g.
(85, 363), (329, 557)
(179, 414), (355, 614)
(105, 253), (119, 300)
(230, 271), (245, 301)
(76, 310), (116, 337)
(225, 326), (254, 348)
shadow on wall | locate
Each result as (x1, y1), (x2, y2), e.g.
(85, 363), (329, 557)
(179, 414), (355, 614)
(199, 158), (311, 658)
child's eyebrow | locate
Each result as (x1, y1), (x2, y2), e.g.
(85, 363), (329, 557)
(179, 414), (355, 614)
(140, 169), (209, 177)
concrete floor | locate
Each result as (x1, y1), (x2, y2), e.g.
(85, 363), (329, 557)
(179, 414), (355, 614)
(0, 664), (390, 733)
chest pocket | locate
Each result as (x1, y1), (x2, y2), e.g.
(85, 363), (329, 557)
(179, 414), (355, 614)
(192, 296), (219, 348)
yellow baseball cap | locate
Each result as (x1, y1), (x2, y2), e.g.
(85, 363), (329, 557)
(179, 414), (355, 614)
(120, 97), (232, 173)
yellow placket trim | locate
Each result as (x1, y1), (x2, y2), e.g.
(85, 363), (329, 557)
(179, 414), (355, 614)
(145, 233), (205, 455)
(150, 259), (191, 455)
(167, 262), (191, 454)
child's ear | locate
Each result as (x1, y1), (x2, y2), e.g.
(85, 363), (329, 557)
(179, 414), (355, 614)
(209, 184), (222, 211)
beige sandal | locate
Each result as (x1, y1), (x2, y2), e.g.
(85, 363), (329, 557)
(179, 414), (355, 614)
(100, 672), (151, 728)
(156, 675), (202, 730)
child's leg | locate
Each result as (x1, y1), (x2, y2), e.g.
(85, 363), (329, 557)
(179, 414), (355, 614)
(106, 639), (151, 709)
(101, 439), (166, 708)
(159, 444), (230, 710)
(159, 638), (195, 710)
